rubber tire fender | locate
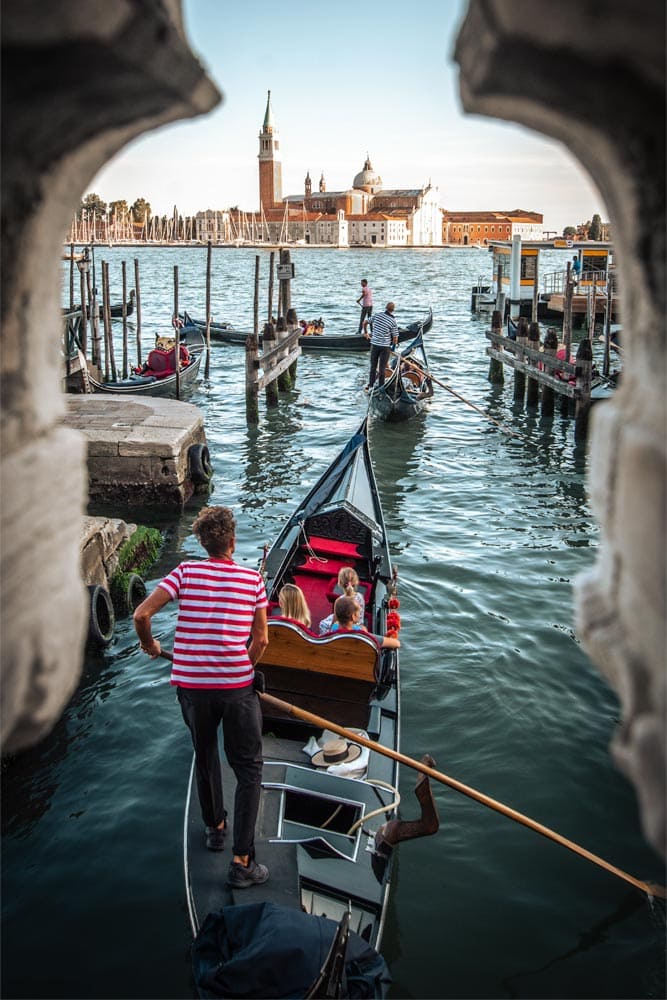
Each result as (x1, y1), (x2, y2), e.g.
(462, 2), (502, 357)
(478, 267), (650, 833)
(87, 584), (115, 647)
(188, 442), (213, 485)
(125, 573), (147, 612)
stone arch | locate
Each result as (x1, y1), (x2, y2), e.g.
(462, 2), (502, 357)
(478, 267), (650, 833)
(1, 0), (664, 860)
(455, 0), (665, 856)
(1, 2), (220, 753)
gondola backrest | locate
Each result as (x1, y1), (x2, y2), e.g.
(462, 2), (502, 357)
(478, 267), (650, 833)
(258, 620), (380, 683)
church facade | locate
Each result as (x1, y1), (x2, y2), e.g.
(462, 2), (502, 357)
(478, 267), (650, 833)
(256, 92), (442, 247)
(195, 93), (543, 247)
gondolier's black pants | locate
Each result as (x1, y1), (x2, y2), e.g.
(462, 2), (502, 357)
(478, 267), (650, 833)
(358, 305), (373, 333)
(177, 685), (263, 858)
(369, 344), (391, 388)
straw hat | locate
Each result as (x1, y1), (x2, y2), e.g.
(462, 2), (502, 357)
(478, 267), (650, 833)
(311, 739), (362, 768)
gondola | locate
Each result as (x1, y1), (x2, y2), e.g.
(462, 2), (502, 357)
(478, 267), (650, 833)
(87, 328), (205, 397)
(368, 328), (433, 422)
(180, 306), (433, 353)
(61, 290), (136, 320)
(184, 419), (403, 997)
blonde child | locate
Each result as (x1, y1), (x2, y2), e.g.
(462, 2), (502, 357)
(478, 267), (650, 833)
(278, 583), (312, 628)
(333, 567), (365, 618)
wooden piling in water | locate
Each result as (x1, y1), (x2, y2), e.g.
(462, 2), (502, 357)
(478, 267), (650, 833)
(286, 306), (299, 383)
(121, 260), (129, 379)
(173, 265), (181, 401)
(204, 239), (212, 378)
(263, 322), (279, 407)
(531, 253), (540, 323)
(488, 310), (504, 384)
(78, 260), (89, 361)
(540, 328), (558, 417)
(267, 251), (275, 323)
(134, 257), (142, 366)
(574, 337), (593, 439)
(276, 315), (292, 391)
(101, 260), (117, 381)
(245, 256), (261, 425)
(69, 242), (75, 311)
(526, 321), (541, 407)
(513, 316), (529, 402)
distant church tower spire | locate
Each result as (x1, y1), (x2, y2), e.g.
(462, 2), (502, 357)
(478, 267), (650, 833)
(319, 172), (326, 193)
(305, 171), (312, 197)
(258, 90), (282, 212)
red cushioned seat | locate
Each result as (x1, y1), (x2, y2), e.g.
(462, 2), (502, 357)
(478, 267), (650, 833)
(301, 536), (364, 560)
(295, 555), (352, 578)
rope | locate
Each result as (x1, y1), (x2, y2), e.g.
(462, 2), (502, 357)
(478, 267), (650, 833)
(346, 778), (400, 836)
(299, 523), (327, 564)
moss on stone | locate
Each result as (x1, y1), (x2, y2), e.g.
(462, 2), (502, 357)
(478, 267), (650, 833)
(109, 526), (162, 615)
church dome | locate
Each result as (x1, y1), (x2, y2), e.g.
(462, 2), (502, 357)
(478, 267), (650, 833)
(353, 155), (382, 193)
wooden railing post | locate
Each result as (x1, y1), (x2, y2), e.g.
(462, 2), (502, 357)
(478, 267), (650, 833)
(513, 316), (529, 402)
(488, 309), (504, 384)
(540, 328), (558, 417)
(526, 321), (541, 407)
(574, 337), (592, 439)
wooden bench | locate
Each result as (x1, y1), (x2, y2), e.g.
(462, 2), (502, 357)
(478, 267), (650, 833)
(258, 620), (380, 683)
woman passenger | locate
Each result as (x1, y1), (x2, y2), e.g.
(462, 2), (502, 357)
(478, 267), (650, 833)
(278, 583), (312, 629)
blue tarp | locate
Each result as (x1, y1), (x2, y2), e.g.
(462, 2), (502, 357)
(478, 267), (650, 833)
(192, 901), (391, 999)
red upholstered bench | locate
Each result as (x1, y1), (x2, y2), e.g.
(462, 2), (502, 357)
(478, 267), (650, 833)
(302, 536), (364, 560)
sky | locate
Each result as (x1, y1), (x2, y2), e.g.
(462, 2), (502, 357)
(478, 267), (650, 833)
(89, 0), (606, 236)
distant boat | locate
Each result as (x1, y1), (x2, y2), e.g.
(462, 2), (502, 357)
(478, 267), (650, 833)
(62, 289), (136, 320)
(180, 306), (433, 353)
(87, 328), (205, 397)
(368, 327), (434, 422)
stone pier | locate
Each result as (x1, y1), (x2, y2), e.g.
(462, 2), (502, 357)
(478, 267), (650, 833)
(63, 395), (209, 508)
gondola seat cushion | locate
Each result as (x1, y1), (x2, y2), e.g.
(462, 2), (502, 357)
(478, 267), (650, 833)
(302, 536), (364, 560)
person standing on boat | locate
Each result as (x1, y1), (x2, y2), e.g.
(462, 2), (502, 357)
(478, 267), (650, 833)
(363, 301), (399, 390)
(356, 278), (373, 333)
(133, 506), (270, 889)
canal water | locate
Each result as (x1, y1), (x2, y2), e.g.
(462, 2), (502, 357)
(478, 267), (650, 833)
(2, 247), (664, 999)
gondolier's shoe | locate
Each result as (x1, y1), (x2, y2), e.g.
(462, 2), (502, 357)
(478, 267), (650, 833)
(227, 858), (269, 888)
(205, 825), (226, 851)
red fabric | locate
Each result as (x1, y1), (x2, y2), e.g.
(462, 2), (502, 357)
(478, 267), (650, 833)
(302, 537), (363, 560)
(291, 572), (333, 626)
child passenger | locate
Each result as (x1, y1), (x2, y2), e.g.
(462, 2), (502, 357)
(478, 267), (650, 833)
(321, 596), (400, 649)
(278, 583), (312, 629)
(333, 567), (365, 618)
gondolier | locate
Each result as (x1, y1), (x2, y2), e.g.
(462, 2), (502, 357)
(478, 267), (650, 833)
(133, 505), (271, 889)
(363, 302), (399, 390)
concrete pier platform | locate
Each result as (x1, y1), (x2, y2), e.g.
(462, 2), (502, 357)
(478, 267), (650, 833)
(63, 395), (210, 507)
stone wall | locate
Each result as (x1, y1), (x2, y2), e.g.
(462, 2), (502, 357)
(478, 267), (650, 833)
(1, 0), (664, 858)
(0, 1), (220, 754)
(455, 0), (666, 856)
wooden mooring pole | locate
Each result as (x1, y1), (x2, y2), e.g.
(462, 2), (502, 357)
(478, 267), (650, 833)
(488, 310), (504, 384)
(173, 265), (181, 400)
(277, 248), (294, 391)
(513, 317), (529, 402)
(204, 239), (212, 379)
(574, 337), (593, 439)
(121, 260), (129, 379)
(540, 328), (558, 417)
(134, 257), (142, 366)
(246, 256), (261, 425)
(561, 264), (574, 417)
(526, 322), (541, 407)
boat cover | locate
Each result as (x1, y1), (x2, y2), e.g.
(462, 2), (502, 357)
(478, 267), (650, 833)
(192, 901), (391, 999)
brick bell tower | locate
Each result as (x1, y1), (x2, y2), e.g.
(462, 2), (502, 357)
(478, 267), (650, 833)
(258, 90), (282, 213)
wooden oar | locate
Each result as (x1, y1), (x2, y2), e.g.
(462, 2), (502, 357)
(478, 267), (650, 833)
(402, 358), (524, 439)
(259, 689), (666, 900)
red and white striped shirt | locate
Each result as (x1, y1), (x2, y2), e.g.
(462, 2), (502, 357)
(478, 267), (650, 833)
(158, 559), (268, 690)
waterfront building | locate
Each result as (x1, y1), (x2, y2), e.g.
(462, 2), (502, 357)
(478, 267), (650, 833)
(245, 92), (443, 247)
(442, 209), (544, 245)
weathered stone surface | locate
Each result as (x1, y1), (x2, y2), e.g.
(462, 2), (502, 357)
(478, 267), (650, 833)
(457, 0), (666, 856)
(63, 395), (206, 506)
(0, 0), (219, 755)
(1, 428), (88, 753)
(80, 515), (136, 589)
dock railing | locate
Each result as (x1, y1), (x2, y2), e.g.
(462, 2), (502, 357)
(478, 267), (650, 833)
(485, 323), (593, 437)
